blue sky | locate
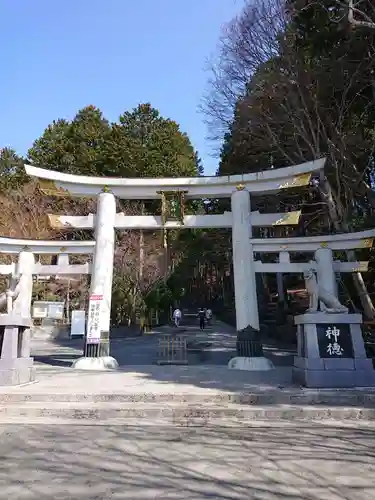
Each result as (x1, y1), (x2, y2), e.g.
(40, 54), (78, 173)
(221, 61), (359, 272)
(1, 0), (244, 175)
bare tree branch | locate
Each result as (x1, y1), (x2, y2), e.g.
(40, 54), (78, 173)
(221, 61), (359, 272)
(348, 0), (375, 28)
(201, 0), (287, 145)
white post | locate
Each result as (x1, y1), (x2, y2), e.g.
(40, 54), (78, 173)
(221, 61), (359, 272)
(231, 187), (259, 330)
(315, 247), (336, 310)
(90, 191), (116, 351)
(76, 190), (118, 369)
(12, 251), (35, 359)
(91, 191), (116, 331)
(12, 251), (35, 318)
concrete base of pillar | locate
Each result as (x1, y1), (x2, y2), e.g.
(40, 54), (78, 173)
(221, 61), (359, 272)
(0, 358), (35, 386)
(292, 365), (375, 388)
(228, 356), (275, 371)
(72, 356), (119, 371)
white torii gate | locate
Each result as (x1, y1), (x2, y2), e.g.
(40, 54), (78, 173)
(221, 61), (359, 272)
(0, 238), (94, 384)
(24, 159), (325, 338)
(0, 237), (94, 316)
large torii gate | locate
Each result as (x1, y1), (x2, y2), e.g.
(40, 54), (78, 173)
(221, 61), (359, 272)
(23, 160), (324, 365)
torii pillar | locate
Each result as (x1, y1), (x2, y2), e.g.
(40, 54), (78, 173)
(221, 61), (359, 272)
(228, 185), (274, 371)
(73, 190), (118, 370)
(231, 186), (259, 331)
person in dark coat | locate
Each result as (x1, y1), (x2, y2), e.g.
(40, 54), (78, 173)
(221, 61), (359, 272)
(198, 308), (205, 330)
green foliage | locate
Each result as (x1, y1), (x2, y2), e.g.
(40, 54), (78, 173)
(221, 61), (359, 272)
(0, 148), (28, 190)
(111, 272), (145, 326)
(194, 151), (204, 175)
(24, 102), (204, 322)
(28, 106), (111, 176)
(28, 103), (200, 179)
(104, 103), (198, 178)
(144, 281), (173, 310)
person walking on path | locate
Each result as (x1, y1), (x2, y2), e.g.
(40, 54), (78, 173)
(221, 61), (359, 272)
(205, 308), (212, 326)
(172, 307), (182, 327)
(198, 308), (206, 330)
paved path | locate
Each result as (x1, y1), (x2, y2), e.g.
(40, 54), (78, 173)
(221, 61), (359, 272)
(0, 422), (375, 499)
(2, 322), (374, 498)
(14, 319), (296, 394)
(2, 323), (375, 498)
(30, 320), (296, 369)
(0, 364), (294, 395)
(0, 320), (369, 409)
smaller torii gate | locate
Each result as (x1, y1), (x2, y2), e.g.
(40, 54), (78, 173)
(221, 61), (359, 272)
(0, 237), (94, 385)
(252, 230), (374, 288)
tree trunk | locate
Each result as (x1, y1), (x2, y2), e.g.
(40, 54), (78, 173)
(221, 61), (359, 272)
(350, 268), (375, 318)
(276, 273), (285, 304)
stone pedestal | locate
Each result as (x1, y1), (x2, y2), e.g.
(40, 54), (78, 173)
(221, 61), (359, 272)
(72, 356), (118, 371)
(228, 357), (274, 371)
(0, 315), (35, 386)
(228, 328), (275, 371)
(293, 313), (375, 388)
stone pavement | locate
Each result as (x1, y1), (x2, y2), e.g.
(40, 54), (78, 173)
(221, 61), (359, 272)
(30, 319), (296, 368)
(0, 422), (375, 499)
(0, 320), (373, 423)
(1, 363), (375, 423)
(1, 323), (375, 498)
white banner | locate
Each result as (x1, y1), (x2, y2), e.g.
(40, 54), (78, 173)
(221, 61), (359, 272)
(86, 294), (103, 344)
(71, 310), (85, 338)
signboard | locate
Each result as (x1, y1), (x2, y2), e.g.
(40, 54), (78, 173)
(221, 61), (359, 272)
(317, 324), (354, 358)
(71, 310), (85, 338)
(160, 191), (186, 224)
(33, 302), (48, 319)
(47, 302), (64, 320)
(135, 308), (141, 325)
(32, 301), (64, 320)
(151, 309), (158, 325)
(86, 294), (103, 344)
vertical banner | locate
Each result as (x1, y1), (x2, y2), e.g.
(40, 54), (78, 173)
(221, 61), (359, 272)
(86, 294), (103, 344)
(160, 191), (169, 277)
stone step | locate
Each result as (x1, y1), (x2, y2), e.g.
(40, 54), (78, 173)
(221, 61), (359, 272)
(0, 402), (374, 424)
(1, 391), (375, 406)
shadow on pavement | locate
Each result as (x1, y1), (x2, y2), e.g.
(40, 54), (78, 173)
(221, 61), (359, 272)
(33, 354), (82, 368)
(28, 320), (302, 393)
(0, 423), (375, 498)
